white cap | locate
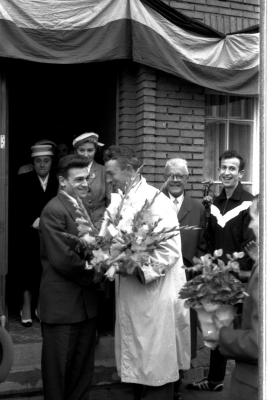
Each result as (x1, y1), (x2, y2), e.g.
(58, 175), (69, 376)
(35, 139), (57, 148)
(31, 144), (54, 158)
(72, 132), (104, 148)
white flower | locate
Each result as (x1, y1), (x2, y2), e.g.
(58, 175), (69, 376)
(137, 224), (150, 237)
(92, 248), (109, 263)
(200, 254), (212, 267)
(85, 261), (92, 270)
(82, 233), (96, 246)
(107, 224), (119, 237)
(214, 249), (223, 258)
(118, 217), (133, 234)
(233, 251), (245, 259)
(105, 264), (119, 281)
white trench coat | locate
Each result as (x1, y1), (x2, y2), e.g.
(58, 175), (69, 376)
(103, 177), (190, 386)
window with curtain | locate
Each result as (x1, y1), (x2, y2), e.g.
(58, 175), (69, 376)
(204, 94), (257, 192)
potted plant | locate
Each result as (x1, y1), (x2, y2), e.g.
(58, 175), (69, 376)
(179, 249), (248, 348)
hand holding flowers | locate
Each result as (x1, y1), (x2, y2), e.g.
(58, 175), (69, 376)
(65, 167), (200, 284)
(179, 249), (248, 348)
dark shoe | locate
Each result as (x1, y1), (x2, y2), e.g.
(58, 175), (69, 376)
(20, 311), (32, 327)
(186, 378), (224, 391)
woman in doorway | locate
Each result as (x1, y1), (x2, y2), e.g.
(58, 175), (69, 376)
(72, 132), (107, 229)
(17, 144), (58, 327)
(73, 133), (114, 337)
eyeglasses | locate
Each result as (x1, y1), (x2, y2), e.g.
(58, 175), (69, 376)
(165, 174), (187, 180)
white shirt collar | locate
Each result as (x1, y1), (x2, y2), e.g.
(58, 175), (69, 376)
(168, 193), (184, 211)
(88, 161), (93, 173)
(60, 190), (79, 207)
(38, 174), (49, 192)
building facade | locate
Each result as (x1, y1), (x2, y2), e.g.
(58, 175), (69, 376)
(0, 0), (260, 312)
(117, 0), (260, 196)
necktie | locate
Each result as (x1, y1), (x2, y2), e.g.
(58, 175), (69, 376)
(173, 197), (179, 213)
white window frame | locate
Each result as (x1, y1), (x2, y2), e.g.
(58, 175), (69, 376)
(204, 93), (259, 195)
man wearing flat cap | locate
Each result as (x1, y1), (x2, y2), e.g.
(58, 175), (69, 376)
(73, 132), (107, 229)
(16, 144), (58, 326)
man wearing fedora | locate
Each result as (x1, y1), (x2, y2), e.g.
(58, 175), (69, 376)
(16, 143), (58, 326)
(39, 154), (99, 400)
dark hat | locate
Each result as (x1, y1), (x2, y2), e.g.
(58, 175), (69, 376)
(0, 327), (13, 383)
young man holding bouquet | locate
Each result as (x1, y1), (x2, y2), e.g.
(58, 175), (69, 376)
(187, 149), (255, 392)
(39, 155), (99, 400)
(101, 146), (191, 400)
(205, 196), (259, 400)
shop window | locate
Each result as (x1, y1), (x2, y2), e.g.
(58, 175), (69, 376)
(203, 94), (259, 194)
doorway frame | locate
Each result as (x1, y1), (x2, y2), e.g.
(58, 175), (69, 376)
(0, 70), (8, 316)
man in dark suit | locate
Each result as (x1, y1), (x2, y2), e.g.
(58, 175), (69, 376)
(163, 158), (205, 398)
(163, 158), (205, 272)
(39, 154), (99, 400)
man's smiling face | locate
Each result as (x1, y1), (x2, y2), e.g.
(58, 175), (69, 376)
(219, 157), (244, 190)
(59, 167), (89, 198)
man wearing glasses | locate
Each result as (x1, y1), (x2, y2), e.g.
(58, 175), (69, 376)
(163, 158), (206, 399)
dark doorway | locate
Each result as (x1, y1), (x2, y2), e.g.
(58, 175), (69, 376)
(8, 61), (117, 175)
(6, 60), (117, 314)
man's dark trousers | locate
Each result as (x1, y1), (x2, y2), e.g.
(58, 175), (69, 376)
(208, 347), (227, 383)
(41, 317), (97, 400)
(132, 382), (174, 400)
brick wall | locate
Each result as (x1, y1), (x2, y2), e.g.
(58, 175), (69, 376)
(117, 1), (260, 197)
(117, 64), (206, 198)
(164, 0), (260, 33)
(154, 72), (205, 197)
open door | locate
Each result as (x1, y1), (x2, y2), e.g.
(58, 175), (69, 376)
(0, 71), (8, 316)
(5, 61), (117, 329)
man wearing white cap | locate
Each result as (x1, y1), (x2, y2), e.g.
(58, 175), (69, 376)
(16, 144), (58, 326)
(72, 132), (107, 228)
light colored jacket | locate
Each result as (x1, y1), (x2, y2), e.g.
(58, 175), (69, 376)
(102, 177), (190, 386)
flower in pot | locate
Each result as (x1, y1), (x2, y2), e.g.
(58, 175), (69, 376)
(179, 250), (248, 348)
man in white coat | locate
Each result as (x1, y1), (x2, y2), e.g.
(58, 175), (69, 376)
(102, 146), (190, 400)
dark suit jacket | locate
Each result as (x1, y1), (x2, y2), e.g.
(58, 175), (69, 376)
(219, 264), (258, 399)
(163, 190), (206, 267)
(16, 171), (58, 289)
(17, 171), (58, 229)
(39, 191), (99, 324)
(163, 191), (206, 359)
(82, 161), (107, 227)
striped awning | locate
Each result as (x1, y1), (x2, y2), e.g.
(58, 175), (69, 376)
(0, 0), (259, 95)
